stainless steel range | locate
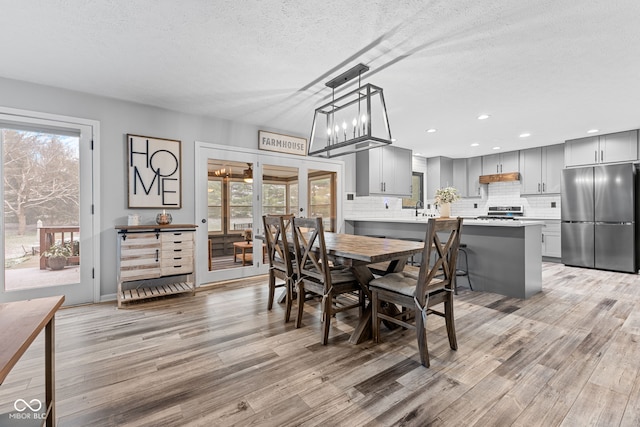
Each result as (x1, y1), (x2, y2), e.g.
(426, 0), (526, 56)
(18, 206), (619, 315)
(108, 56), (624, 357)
(476, 206), (524, 220)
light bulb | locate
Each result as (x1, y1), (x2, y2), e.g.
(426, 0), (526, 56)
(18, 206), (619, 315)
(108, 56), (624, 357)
(352, 118), (357, 127)
(361, 114), (367, 123)
(335, 125), (339, 133)
(327, 127), (331, 135)
(342, 121), (347, 130)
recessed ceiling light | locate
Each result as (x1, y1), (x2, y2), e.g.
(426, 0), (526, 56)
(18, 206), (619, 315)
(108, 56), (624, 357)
(426, 128), (437, 133)
(477, 114), (490, 120)
(519, 133), (531, 138)
(587, 129), (599, 134)
(492, 146), (501, 150)
(470, 143), (479, 147)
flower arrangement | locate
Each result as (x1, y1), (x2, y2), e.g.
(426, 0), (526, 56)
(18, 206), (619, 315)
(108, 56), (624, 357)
(434, 186), (460, 206)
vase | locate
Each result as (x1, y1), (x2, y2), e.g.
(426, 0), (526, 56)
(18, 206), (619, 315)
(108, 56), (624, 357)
(47, 255), (67, 270)
(439, 202), (451, 218)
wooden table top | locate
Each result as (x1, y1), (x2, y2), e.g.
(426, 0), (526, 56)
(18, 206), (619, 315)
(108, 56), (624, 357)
(322, 233), (424, 264)
(0, 295), (65, 384)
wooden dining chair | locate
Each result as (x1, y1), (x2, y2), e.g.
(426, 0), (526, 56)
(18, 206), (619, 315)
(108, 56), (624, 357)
(369, 217), (463, 367)
(262, 214), (296, 322)
(291, 216), (364, 345)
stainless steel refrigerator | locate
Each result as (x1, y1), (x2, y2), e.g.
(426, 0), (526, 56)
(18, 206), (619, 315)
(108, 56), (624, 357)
(561, 163), (639, 273)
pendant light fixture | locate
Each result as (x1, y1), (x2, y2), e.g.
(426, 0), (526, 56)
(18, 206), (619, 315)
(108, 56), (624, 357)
(308, 63), (392, 158)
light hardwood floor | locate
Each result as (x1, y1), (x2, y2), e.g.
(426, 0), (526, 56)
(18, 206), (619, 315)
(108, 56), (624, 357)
(1, 262), (640, 426)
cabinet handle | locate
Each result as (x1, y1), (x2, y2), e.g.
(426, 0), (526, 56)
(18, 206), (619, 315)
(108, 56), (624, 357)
(496, 165), (499, 173)
(380, 182), (384, 192)
(600, 150), (603, 162)
(173, 249), (182, 252)
(155, 249), (159, 262)
(542, 234), (544, 243)
(595, 150), (598, 162)
(542, 183), (545, 192)
(538, 183), (541, 192)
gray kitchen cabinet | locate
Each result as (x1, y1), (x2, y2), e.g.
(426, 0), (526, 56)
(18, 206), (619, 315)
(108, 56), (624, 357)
(467, 156), (482, 197)
(426, 156), (453, 200)
(542, 220), (561, 258)
(520, 144), (564, 194)
(356, 145), (412, 196)
(482, 151), (519, 175)
(452, 158), (467, 196)
(565, 130), (638, 166)
(452, 157), (482, 198)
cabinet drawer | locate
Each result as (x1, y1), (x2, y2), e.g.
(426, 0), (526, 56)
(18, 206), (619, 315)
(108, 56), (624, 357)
(161, 232), (194, 251)
(161, 255), (193, 276)
(543, 221), (561, 233)
(120, 264), (161, 282)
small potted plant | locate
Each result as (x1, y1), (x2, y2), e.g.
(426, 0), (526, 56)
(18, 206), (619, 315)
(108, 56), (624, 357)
(434, 187), (460, 218)
(42, 242), (72, 270)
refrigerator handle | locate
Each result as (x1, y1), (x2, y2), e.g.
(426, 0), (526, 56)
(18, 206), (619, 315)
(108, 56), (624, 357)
(595, 150), (597, 162)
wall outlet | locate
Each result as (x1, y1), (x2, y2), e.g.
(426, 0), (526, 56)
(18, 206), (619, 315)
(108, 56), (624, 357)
(551, 201), (556, 208)
(474, 203), (478, 208)
(346, 193), (354, 201)
(427, 204), (431, 209)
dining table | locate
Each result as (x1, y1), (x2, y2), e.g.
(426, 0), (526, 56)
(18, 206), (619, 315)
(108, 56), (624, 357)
(319, 233), (424, 344)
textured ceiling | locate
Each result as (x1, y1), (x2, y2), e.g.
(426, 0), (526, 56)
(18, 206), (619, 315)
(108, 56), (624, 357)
(2, 0), (640, 158)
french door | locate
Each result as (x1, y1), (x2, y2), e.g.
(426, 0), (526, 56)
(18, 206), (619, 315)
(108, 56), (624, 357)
(195, 142), (342, 286)
(0, 111), (96, 305)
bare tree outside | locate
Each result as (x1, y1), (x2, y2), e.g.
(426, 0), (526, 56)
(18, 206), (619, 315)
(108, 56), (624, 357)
(3, 129), (79, 235)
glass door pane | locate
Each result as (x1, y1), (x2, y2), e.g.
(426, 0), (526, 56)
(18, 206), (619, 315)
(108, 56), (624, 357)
(1, 117), (94, 305)
(308, 169), (337, 231)
(262, 164), (299, 216)
(207, 159), (257, 272)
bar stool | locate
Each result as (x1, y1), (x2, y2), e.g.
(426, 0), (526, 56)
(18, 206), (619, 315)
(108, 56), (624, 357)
(456, 243), (472, 292)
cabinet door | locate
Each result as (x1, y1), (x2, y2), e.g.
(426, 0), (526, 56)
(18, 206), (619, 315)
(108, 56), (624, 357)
(520, 147), (543, 194)
(467, 156), (482, 197)
(389, 146), (412, 196)
(600, 130), (638, 163)
(452, 158), (467, 197)
(500, 151), (519, 173)
(564, 136), (599, 166)
(542, 144), (564, 193)
(482, 153), (500, 175)
(368, 147), (384, 193)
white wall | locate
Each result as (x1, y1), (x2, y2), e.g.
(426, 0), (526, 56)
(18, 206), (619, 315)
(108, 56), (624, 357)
(0, 76), (309, 298)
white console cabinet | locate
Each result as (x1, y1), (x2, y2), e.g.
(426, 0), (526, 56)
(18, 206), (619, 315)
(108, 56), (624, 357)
(116, 224), (197, 308)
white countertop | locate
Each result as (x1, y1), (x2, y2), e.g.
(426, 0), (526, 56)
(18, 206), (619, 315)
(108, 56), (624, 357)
(344, 217), (545, 227)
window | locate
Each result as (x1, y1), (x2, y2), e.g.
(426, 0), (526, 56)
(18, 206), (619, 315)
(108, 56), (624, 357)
(262, 182), (287, 216)
(402, 172), (424, 209)
(289, 182), (299, 215)
(207, 179), (222, 232)
(228, 180), (253, 231)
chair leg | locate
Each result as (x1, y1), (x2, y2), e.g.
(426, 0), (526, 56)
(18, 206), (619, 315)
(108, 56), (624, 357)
(371, 290), (380, 343)
(415, 304), (430, 368)
(445, 295), (458, 350)
(358, 289), (365, 318)
(284, 278), (293, 323)
(321, 292), (332, 345)
(295, 281), (305, 329)
(267, 271), (276, 310)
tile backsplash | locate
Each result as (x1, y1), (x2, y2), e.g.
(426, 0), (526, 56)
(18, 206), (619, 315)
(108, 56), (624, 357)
(344, 181), (561, 219)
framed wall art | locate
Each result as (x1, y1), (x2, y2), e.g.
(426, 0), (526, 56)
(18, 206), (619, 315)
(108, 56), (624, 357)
(127, 134), (182, 208)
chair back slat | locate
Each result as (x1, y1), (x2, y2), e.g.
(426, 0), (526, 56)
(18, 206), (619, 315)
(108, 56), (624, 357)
(262, 214), (295, 276)
(416, 218), (463, 299)
(292, 217), (331, 290)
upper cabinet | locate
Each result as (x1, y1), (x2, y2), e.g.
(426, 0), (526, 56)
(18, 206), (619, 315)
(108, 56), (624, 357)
(482, 151), (519, 175)
(565, 130), (638, 166)
(426, 156), (453, 200)
(520, 144), (564, 195)
(452, 156), (482, 198)
(356, 146), (412, 197)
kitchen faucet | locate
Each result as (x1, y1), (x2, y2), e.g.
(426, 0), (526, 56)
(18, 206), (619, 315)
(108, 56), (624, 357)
(415, 200), (423, 216)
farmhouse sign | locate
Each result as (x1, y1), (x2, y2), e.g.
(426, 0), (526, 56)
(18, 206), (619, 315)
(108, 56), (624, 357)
(258, 130), (307, 156)
(127, 134), (182, 209)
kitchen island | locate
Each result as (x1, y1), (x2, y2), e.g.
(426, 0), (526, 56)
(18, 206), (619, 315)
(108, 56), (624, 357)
(344, 217), (543, 299)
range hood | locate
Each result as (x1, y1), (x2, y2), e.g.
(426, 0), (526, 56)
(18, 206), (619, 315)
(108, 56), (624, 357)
(479, 172), (520, 184)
